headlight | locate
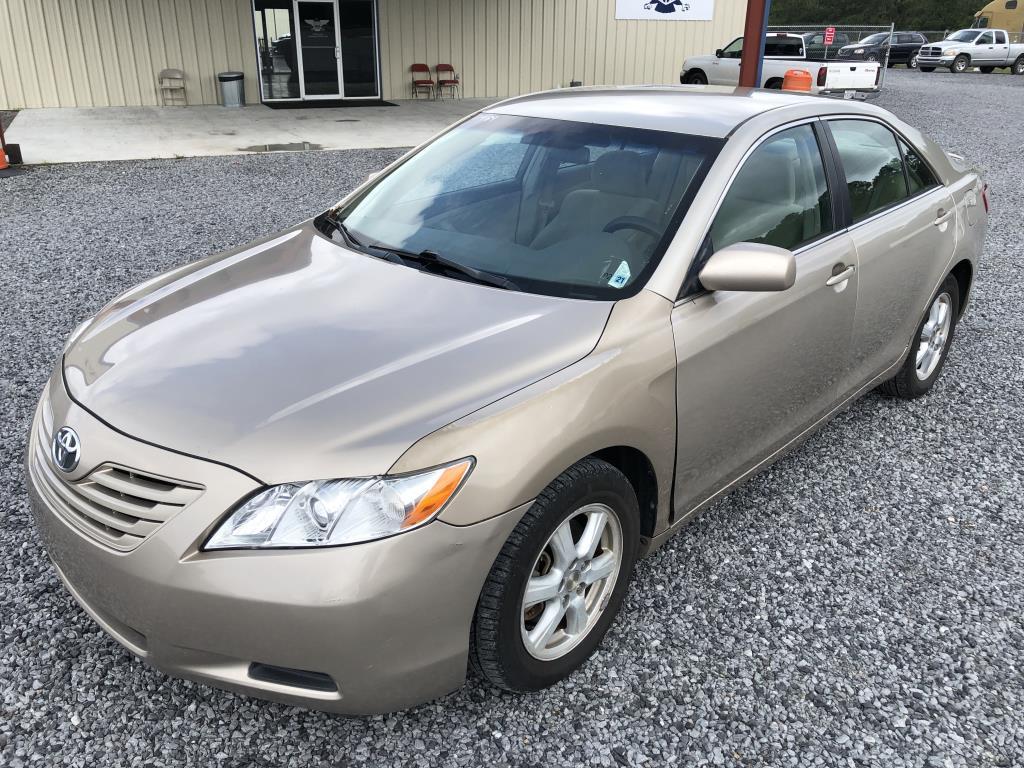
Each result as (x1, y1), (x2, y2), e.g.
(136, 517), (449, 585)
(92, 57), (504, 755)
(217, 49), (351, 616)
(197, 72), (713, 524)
(204, 458), (473, 550)
(945, 48), (959, 55)
(854, 48), (865, 54)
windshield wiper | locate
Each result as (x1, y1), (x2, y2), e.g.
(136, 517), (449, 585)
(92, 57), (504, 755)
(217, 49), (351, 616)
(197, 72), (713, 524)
(367, 244), (521, 291)
(318, 212), (409, 265)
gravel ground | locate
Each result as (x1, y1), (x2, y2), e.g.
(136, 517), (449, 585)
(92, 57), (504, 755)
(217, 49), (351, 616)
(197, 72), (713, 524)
(2, 69), (1023, 767)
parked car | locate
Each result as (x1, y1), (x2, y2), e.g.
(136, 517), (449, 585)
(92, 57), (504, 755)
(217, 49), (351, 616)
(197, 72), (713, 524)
(681, 33), (881, 93)
(798, 30), (851, 58)
(837, 31), (929, 67)
(30, 86), (987, 714)
(917, 28), (1024, 73)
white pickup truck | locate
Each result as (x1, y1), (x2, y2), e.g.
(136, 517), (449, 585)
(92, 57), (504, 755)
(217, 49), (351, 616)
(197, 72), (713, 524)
(916, 28), (1024, 74)
(680, 33), (882, 95)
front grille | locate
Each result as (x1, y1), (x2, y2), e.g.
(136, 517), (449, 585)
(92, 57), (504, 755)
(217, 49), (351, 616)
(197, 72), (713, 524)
(921, 46), (942, 56)
(30, 420), (203, 552)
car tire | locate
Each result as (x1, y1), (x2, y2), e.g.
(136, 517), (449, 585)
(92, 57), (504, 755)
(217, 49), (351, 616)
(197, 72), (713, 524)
(980, 66), (995, 73)
(877, 275), (960, 400)
(470, 457), (640, 692)
(681, 70), (708, 85)
(909, 54), (918, 69)
(952, 55), (970, 73)
(763, 78), (783, 89)
(1014, 56), (1024, 75)
(920, 66), (936, 72)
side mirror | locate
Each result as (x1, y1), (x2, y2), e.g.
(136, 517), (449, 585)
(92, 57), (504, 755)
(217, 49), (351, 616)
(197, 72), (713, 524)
(715, 48), (724, 58)
(699, 243), (796, 292)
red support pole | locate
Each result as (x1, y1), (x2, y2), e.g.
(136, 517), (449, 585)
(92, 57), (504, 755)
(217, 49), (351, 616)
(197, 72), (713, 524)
(738, 0), (771, 88)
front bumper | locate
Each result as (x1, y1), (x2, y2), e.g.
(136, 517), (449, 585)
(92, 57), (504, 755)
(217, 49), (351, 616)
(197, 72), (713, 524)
(917, 55), (955, 67)
(28, 374), (527, 713)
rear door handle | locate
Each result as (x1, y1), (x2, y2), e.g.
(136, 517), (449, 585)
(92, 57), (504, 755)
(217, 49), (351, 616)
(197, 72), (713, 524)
(934, 208), (953, 226)
(826, 264), (856, 286)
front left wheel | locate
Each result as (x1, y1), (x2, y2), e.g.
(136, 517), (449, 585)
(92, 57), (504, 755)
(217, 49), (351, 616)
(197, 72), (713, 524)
(470, 458), (640, 692)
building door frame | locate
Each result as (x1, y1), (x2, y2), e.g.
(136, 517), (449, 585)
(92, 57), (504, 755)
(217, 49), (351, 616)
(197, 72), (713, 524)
(252, 0), (381, 103)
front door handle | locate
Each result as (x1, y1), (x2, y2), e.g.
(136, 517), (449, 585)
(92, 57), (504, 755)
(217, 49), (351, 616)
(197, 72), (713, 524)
(934, 208), (953, 226)
(826, 264), (856, 286)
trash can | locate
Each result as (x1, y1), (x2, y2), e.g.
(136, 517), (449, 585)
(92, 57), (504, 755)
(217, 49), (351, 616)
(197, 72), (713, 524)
(218, 72), (245, 108)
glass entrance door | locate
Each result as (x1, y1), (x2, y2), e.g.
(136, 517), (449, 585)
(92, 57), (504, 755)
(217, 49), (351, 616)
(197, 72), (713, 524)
(296, 0), (342, 98)
(253, 0), (380, 101)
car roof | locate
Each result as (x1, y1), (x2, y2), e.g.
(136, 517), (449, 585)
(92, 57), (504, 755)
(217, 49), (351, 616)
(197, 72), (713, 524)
(486, 86), (866, 139)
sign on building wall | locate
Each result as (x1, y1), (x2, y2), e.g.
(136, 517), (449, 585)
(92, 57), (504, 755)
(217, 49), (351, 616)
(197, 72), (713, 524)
(615, 0), (714, 21)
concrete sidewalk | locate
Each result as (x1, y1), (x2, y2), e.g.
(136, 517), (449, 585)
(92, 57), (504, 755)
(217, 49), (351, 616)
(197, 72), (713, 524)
(6, 99), (494, 164)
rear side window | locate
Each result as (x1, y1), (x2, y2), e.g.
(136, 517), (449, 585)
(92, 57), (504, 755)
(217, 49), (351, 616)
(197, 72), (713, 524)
(829, 120), (908, 222)
(995, 31), (1007, 43)
(900, 140), (939, 194)
(764, 38), (804, 57)
(710, 124), (833, 252)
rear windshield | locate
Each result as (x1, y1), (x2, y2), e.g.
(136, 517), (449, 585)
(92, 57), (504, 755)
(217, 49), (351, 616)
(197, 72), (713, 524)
(333, 114), (723, 300)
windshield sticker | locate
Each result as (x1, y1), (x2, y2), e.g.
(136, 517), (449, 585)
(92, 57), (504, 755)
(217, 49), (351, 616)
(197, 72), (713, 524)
(608, 260), (631, 288)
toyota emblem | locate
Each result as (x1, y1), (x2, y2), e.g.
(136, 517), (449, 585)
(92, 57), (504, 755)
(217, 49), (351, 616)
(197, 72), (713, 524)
(52, 426), (81, 473)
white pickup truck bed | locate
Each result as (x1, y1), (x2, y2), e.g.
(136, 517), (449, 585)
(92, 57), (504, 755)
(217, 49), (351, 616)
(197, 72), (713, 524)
(681, 33), (882, 95)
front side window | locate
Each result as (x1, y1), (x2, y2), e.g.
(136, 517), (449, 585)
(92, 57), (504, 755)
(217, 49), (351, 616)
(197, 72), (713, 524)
(710, 124), (833, 253)
(721, 37), (744, 58)
(901, 140), (939, 194)
(829, 120), (908, 222)
(334, 114), (722, 300)
(976, 32), (995, 44)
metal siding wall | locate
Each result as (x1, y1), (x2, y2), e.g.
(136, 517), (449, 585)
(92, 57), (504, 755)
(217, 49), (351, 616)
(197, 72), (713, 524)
(378, 0), (745, 100)
(0, 0), (259, 108)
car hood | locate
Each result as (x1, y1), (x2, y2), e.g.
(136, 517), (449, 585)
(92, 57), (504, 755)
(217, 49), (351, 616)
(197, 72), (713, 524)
(63, 223), (612, 483)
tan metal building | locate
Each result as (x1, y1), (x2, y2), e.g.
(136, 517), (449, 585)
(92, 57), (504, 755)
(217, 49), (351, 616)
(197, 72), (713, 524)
(0, 0), (747, 109)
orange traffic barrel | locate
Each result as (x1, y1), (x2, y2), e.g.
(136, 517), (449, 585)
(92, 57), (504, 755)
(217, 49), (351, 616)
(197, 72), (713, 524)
(782, 69), (813, 92)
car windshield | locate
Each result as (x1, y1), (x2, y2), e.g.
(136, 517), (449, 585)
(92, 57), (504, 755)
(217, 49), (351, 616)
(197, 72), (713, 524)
(947, 30), (981, 41)
(858, 33), (890, 44)
(331, 113), (722, 300)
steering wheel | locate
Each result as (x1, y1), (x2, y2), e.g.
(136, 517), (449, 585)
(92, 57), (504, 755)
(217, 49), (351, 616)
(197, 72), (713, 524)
(602, 216), (662, 240)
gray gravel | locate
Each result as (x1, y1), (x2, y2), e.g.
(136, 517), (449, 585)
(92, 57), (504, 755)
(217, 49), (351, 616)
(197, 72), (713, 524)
(2, 69), (1024, 767)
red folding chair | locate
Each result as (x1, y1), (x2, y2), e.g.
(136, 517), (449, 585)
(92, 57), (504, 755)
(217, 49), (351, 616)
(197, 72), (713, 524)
(435, 64), (460, 100)
(410, 63), (434, 99)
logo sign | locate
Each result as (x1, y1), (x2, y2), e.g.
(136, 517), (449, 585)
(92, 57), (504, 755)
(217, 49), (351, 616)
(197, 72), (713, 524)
(824, 26), (836, 45)
(616, 0), (714, 21)
(52, 426), (81, 473)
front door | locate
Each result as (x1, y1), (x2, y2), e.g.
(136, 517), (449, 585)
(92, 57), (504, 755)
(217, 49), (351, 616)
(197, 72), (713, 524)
(296, 0), (343, 98)
(671, 122), (859, 516)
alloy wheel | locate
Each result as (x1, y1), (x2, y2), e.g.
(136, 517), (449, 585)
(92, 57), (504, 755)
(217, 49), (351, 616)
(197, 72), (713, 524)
(915, 292), (953, 380)
(910, 54), (918, 69)
(520, 503), (624, 661)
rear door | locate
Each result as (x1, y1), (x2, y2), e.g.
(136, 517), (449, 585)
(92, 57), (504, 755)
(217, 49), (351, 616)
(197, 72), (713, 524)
(671, 121), (859, 515)
(993, 31), (1011, 63)
(824, 118), (956, 393)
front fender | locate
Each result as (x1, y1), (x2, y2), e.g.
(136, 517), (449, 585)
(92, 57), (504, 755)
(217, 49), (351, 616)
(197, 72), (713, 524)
(391, 290), (678, 534)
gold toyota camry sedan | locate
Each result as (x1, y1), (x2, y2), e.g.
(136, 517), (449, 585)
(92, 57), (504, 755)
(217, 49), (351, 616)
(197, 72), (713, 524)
(28, 87), (988, 714)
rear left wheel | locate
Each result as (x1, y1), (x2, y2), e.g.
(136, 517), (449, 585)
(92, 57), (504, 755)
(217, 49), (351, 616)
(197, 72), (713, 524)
(877, 275), (960, 399)
(681, 70), (708, 85)
(470, 458), (640, 692)
(1014, 56), (1024, 75)
(909, 53), (919, 69)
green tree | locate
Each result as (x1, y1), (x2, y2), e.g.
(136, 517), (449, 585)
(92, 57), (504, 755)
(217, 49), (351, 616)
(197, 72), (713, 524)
(768, 0), (981, 30)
